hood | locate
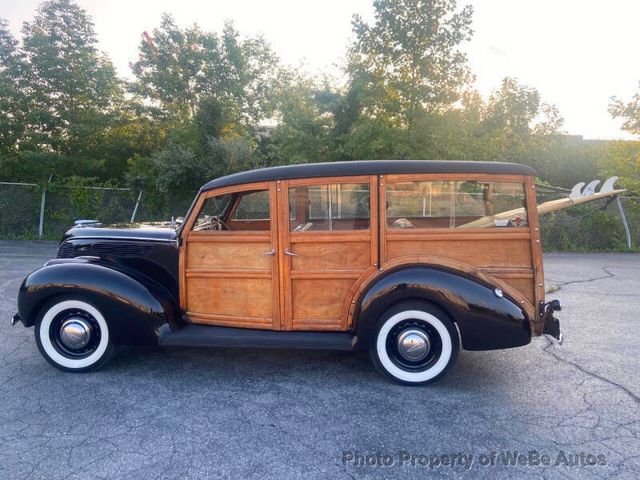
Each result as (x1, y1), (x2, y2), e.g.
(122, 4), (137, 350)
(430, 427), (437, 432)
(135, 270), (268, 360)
(62, 222), (177, 243)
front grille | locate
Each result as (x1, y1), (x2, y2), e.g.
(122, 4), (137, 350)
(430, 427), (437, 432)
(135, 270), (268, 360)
(57, 241), (154, 259)
(57, 242), (74, 258)
(90, 242), (154, 258)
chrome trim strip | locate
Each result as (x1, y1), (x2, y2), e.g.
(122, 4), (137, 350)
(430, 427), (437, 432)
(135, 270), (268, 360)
(66, 236), (176, 243)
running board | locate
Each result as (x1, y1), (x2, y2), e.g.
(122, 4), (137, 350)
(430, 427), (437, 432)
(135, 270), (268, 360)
(158, 324), (356, 351)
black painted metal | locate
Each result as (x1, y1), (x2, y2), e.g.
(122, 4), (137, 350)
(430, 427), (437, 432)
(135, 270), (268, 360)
(158, 324), (355, 350)
(17, 258), (184, 346)
(541, 300), (562, 340)
(200, 160), (537, 192)
(56, 237), (179, 303)
(353, 266), (532, 351)
(62, 225), (177, 243)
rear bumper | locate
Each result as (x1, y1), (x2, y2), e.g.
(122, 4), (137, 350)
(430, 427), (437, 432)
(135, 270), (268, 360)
(541, 300), (563, 344)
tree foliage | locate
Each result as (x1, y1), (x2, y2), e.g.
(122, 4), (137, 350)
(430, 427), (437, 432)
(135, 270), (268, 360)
(0, 0), (636, 199)
(131, 14), (277, 127)
(348, 0), (473, 125)
(20, 0), (122, 154)
(0, 19), (25, 153)
(610, 83), (640, 137)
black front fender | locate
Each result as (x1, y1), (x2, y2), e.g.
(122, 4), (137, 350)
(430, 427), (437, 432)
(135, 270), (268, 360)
(355, 266), (531, 351)
(17, 259), (183, 346)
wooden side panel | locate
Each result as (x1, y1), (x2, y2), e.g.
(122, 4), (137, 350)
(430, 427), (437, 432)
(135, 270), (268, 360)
(380, 174), (539, 315)
(288, 239), (372, 331)
(291, 278), (355, 330)
(187, 277), (273, 321)
(386, 237), (532, 268)
(187, 241), (271, 270)
(185, 238), (275, 327)
(526, 178), (545, 334)
(282, 175), (379, 331)
(499, 277), (535, 300)
(291, 241), (371, 271)
(181, 182), (280, 330)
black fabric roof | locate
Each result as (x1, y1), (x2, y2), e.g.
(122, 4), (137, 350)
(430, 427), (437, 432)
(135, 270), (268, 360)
(201, 160), (536, 191)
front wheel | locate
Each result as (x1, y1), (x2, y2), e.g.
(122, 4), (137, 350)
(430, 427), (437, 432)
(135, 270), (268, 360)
(369, 301), (459, 385)
(35, 297), (116, 372)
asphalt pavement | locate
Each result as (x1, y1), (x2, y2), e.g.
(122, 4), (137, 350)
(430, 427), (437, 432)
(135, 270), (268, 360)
(0, 241), (638, 479)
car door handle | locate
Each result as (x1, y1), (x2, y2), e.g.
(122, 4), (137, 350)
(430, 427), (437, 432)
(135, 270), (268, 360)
(262, 249), (276, 256)
(284, 250), (297, 257)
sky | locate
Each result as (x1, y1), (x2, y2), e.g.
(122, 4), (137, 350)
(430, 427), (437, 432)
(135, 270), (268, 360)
(1, 0), (639, 140)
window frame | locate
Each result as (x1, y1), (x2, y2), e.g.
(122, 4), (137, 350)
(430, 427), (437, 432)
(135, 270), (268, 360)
(285, 175), (375, 233)
(184, 181), (274, 237)
(383, 173), (530, 232)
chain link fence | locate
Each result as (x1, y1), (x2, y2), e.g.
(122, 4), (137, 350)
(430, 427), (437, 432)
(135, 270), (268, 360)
(0, 182), (193, 240)
(0, 181), (638, 250)
(538, 192), (639, 251)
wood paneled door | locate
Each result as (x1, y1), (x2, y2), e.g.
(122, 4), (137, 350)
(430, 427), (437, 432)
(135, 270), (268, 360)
(181, 182), (281, 330)
(181, 176), (379, 332)
(277, 176), (379, 331)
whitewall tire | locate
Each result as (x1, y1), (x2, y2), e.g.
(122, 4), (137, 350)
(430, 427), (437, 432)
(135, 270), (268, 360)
(35, 297), (116, 372)
(369, 301), (459, 385)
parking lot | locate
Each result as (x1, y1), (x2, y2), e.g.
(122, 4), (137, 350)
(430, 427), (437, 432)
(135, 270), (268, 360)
(0, 241), (638, 479)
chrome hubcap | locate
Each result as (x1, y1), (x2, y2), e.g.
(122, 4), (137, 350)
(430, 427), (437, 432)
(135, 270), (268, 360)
(396, 329), (430, 362)
(59, 318), (92, 350)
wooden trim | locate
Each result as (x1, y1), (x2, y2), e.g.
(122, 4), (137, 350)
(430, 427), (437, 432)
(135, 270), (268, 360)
(343, 255), (537, 331)
(268, 182), (281, 330)
(370, 175), (379, 269)
(179, 192), (207, 309)
(291, 320), (346, 331)
(187, 313), (273, 329)
(181, 192), (207, 238)
(385, 173), (527, 183)
(525, 176), (545, 334)
(289, 231), (371, 243)
(277, 179), (291, 330)
(290, 270), (363, 279)
(198, 181), (272, 199)
(386, 230), (531, 241)
(286, 175), (372, 187)
(484, 268), (534, 279)
(179, 244), (187, 310)
(379, 174), (388, 265)
(188, 232), (271, 242)
(185, 269), (272, 279)
(342, 265), (381, 329)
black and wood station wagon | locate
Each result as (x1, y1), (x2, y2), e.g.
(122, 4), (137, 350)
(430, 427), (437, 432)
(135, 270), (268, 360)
(13, 160), (565, 385)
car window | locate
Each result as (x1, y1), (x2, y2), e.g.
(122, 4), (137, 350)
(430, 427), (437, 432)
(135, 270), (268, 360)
(387, 180), (527, 229)
(231, 190), (270, 221)
(193, 189), (270, 231)
(289, 183), (370, 231)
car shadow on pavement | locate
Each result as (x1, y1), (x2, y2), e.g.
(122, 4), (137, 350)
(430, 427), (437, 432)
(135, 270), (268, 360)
(104, 344), (513, 393)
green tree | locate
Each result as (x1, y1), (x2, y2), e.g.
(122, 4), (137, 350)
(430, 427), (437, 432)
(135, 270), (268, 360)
(477, 77), (563, 163)
(598, 140), (640, 194)
(131, 15), (278, 127)
(348, 0), (474, 128)
(607, 83), (640, 193)
(610, 82), (640, 137)
(20, 0), (122, 155)
(0, 19), (25, 153)
(266, 72), (339, 164)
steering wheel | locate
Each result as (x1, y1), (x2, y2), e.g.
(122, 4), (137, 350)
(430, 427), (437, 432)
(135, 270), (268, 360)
(193, 215), (229, 231)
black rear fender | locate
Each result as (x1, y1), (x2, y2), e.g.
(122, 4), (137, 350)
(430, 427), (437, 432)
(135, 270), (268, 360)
(17, 259), (182, 346)
(354, 266), (531, 351)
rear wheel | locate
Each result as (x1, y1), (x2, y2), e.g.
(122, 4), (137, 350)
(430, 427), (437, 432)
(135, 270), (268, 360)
(369, 301), (459, 385)
(35, 297), (116, 372)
